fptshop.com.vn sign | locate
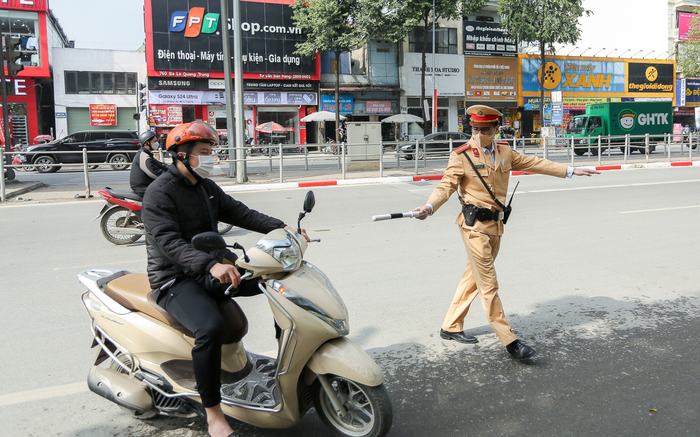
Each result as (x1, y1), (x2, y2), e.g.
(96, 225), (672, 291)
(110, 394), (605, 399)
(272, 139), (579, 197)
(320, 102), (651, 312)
(147, 0), (319, 79)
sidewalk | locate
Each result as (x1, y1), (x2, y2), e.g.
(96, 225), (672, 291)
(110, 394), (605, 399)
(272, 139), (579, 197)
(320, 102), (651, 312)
(2, 158), (698, 205)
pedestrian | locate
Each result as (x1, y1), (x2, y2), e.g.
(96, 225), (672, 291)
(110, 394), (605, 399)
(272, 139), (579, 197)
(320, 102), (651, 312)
(142, 121), (309, 437)
(411, 105), (600, 361)
(158, 132), (167, 149)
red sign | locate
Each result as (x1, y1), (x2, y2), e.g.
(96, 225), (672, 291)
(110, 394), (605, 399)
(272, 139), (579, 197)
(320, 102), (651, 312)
(89, 104), (117, 126)
(0, 0), (48, 11)
(149, 104), (183, 126)
(679, 13), (700, 41)
(365, 101), (392, 114)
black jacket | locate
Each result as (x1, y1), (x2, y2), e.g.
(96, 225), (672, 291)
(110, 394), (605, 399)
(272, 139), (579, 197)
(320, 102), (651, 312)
(130, 147), (169, 197)
(142, 165), (286, 297)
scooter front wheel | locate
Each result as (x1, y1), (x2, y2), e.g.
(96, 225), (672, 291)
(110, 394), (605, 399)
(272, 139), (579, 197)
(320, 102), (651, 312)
(100, 207), (143, 245)
(313, 376), (392, 437)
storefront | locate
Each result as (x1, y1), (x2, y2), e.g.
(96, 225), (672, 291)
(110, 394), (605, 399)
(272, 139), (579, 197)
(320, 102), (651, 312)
(519, 54), (675, 136)
(400, 53), (465, 139)
(1, 0), (70, 146)
(675, 78), (700, 129)
(463, 56), (519, 132)
(145, 0), (320, 145)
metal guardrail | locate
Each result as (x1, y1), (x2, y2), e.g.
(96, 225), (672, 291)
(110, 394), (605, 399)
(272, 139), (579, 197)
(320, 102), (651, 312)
(2, 134), (698, 201)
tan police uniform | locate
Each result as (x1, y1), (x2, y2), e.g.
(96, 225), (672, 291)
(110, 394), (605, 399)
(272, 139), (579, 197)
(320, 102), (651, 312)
(426, 106), (568, 346)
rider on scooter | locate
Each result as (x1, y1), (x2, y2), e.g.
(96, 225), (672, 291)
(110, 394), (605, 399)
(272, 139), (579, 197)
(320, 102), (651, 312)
(141, 121), (310, 437)
(130, 130), (169, 197)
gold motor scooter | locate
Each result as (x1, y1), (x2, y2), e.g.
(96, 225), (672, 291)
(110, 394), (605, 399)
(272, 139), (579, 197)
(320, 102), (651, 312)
(78, 191), (392, 437)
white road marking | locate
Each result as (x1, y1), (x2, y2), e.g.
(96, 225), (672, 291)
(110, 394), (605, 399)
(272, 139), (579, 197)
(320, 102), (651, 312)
(0, 382), (87, 407)
(620, 205), (700, 214)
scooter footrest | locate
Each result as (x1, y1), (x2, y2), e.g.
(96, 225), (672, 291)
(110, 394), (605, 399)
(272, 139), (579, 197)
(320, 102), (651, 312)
(220, 353), (279, 408)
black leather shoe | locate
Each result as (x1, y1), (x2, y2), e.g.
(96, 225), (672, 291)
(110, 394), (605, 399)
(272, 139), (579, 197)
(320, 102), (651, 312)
(506, 339), (536, 360)
(440, 329), (478, 344)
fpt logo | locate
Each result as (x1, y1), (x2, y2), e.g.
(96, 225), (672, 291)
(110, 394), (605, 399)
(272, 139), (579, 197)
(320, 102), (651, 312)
(538, 61), (561, 90)
(170, 8), (220, 37)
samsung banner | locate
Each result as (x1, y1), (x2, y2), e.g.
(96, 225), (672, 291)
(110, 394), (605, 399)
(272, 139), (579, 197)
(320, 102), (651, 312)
(149, 90), (317, 105)
(147, 0), (318, 79)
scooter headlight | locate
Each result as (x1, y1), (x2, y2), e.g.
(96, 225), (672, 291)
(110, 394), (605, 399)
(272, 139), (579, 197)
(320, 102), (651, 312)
(256, 230), (302, 271)
(267, 279), (349, 335)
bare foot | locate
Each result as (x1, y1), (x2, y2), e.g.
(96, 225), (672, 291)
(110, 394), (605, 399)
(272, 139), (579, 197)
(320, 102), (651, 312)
(205, 404), (237, 437)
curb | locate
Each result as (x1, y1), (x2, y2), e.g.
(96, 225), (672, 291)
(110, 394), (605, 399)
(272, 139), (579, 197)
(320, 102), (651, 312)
(4, 181), (45, 198)
(222, 161), (699, 193)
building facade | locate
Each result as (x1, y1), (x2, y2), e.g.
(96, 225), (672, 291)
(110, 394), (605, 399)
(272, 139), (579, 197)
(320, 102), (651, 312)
(145, 0), (320, 145)
(52, 48), (148, 138)
(1, 0), (70, 147)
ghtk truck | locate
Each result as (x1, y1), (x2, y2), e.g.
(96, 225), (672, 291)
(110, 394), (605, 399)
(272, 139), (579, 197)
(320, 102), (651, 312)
(565, 102), (673, 155)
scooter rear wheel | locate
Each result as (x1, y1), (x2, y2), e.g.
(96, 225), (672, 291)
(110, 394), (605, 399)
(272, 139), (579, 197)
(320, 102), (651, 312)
(313, 376), (392, 437)
(100, 207), (143, 245)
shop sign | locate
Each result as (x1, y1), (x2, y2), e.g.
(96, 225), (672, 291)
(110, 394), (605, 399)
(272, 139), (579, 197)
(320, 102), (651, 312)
(89, 104), (117, 127)
(551, 102), (563, 126)
(149, 78), (196, 89)
(150, 105), (184, 126)
(0, 0), (47, 12)
(463, 20), (517, 57)
(679, 12), (700, 41)
(149, 89), (317, 106)
(244, 80), (317, 91)
(365, 101), (392, 114)
(321, 95), (353, 114)
(677, 78), (700, 107)
(55, 112), (66, 118)
(521, 57), (625, 93)
(402, 53), (465, 97)
(524, 96), (614, 111)
(148, 0), (318, 79)
(464, 56), (517, 101)
(627, 63), (674, 93)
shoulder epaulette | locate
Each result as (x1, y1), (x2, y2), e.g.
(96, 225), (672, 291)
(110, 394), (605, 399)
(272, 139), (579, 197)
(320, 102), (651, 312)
(454, 143), (471, 154)
(496, 140), (509, 146)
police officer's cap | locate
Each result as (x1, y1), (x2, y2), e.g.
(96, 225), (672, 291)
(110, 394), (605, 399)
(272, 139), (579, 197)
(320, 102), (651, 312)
(467, 105), (503, 127)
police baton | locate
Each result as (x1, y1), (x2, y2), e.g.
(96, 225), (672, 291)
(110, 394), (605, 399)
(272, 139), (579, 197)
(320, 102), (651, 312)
(372, 211), (427, 221)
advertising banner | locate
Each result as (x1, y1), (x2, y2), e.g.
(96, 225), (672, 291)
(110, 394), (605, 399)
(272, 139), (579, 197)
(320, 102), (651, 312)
(679, 12), (700, 41)
(89, 104), (117, 126)
(523, 96), (614, 111)
(677, 78), (700, 107)
(695, 107), (700, 129)
(147, 0), (319, 79)
(521, 57), (625, 93)
(627, 62), (674, 93)
(464, 56), (518, 101)
(365, 101), (392, 114)
(0, 0), (48, 12)
(463, 20), (517, 57)
(402, 53), (465, 97)
(321, 95), (353, 114)
(148, 90), (316, 106)
(150, 105), (183, 126)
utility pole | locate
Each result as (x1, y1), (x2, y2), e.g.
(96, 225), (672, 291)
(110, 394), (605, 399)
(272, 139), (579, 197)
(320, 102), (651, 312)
(432, 0), (436, 134)
(220, 0), (237, 179)
(232, 0), (247, 182)
(2, 34), (23, 180)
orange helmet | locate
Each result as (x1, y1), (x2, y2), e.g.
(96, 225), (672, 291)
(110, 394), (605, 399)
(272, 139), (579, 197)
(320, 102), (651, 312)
(165, 121), (219, 152)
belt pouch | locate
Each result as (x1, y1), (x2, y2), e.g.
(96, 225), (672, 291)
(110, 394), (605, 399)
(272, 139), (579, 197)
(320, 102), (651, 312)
(462, 204), (478, 226)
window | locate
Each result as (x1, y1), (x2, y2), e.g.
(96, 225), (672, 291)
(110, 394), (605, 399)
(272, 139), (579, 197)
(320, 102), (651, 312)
(0, 10), (41, 68)
(409, 28), (458, 54)
(65, 132), (87, 142)
(107, 132), (137, 139)
(88, 132), (108, 141)
(64, 71), (138, 94)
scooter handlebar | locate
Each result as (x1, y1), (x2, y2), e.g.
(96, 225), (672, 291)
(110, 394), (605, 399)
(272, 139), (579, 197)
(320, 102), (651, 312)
(372, 211), (426, 221)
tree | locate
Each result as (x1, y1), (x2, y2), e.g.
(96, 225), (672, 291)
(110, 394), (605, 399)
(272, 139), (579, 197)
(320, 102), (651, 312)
(676, 6), (700, 77)
(292, 0), (388, 142)
(498, 0), (590, 130)
(393, 0), (486, 135)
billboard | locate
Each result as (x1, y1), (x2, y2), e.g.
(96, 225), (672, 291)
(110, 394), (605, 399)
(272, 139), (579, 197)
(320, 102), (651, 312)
(679, 12), (700, 41)
(463, 20), (517, 57)
(89, 104), (117, 126)
(464, 56), (518, 101)
(402, 53), (465, 97)
(676, 78), (700, 107)
(146, 0), (319, 80)
(627, 62), (674, 93)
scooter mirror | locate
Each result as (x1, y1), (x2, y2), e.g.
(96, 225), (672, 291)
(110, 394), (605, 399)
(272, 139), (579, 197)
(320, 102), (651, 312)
(303, 190), (315, 213)
(192, 231), (227, 252)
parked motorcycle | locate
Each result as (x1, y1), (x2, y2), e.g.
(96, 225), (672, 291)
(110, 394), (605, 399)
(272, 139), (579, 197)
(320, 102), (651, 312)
(78, 191), (393, 436)
(95, 188), (234, 245)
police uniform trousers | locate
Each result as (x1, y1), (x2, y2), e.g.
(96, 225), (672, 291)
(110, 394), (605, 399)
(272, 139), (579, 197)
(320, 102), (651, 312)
(441, 226), (517, 346)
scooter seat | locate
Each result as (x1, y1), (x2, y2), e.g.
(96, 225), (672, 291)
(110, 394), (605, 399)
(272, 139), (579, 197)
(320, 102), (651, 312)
(104, 273), (248, 344)
(105, 189), (143, 202)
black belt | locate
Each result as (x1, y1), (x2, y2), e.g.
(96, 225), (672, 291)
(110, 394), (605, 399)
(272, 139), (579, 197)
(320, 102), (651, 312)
(466, 204), (505, 222)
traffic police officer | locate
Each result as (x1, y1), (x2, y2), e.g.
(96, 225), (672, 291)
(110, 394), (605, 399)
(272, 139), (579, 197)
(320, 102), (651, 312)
(413, 105), (599, 360)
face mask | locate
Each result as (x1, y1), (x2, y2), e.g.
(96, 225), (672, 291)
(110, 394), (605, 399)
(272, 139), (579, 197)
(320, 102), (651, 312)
(191, 154), (215, 179)
(475, 133), (495, 147)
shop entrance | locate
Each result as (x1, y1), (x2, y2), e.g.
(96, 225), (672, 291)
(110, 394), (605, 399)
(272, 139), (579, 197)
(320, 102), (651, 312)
(256, 107), (297, 145)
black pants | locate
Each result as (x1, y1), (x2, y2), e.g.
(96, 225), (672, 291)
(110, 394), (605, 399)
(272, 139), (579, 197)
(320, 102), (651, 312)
(158, 277), (273, 408)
